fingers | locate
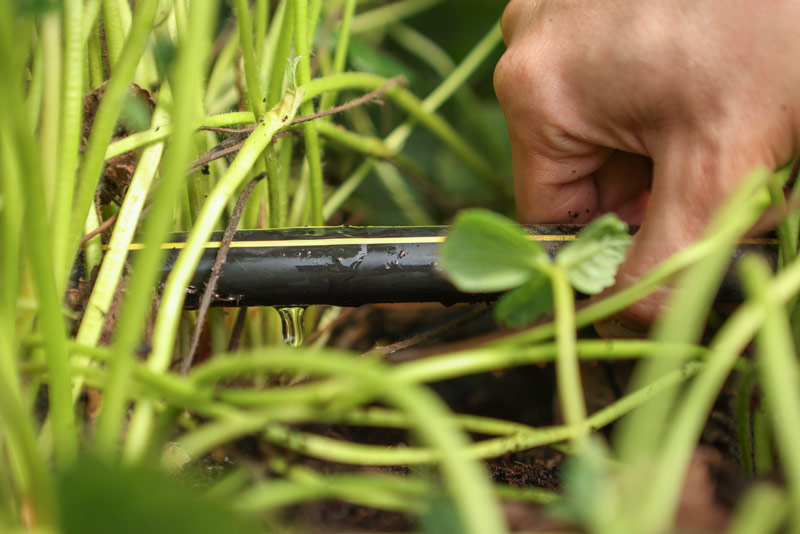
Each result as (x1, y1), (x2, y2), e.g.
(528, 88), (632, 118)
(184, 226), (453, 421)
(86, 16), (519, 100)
(610, 134), (770, 328)
(511, 138), (612, 225)
(495, 2), (654, 226)
(494, 35), (617, 225)
(511, 138), (653, 225)
(496, 0), (800, 334)
(593, 152), (652, 225)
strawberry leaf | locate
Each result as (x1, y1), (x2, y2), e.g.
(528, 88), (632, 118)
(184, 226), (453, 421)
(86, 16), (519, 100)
(556, 213), (631, 294)
(439, 209), (548, 292)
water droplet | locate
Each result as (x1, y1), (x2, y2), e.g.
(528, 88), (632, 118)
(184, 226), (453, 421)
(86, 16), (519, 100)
(276, 306), (306, 347)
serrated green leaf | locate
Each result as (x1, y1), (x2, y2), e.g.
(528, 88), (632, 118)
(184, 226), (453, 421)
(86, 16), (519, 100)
(494, 272), (553, 328)
(439, 209), (548, 292)
(286, 56), (301, 91)
(556, 213), (631, 294)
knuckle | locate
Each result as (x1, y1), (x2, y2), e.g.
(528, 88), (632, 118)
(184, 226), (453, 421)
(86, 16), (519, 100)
(500, 0), (522, 44)
(492, 51), (516, 102)
(493, 45), (541, 105)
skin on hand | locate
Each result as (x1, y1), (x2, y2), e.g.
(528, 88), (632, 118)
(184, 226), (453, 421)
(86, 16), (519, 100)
(495, 0), (800, 330)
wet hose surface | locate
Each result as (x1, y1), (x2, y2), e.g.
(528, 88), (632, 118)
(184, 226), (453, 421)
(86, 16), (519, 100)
(127, 225), (780, 308)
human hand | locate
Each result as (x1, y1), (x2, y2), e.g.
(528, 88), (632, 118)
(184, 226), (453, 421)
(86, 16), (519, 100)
(494, 0), (800, 330)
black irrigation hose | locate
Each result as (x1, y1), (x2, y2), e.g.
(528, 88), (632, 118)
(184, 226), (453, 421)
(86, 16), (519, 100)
(127, 225), (779, 308)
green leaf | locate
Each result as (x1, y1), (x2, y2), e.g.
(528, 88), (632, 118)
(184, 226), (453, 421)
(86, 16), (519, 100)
(550, 436), (615, 531)
(286, 56), (302, 91)
(556, 213), (631, 294)
(439, 209), (548, 292)
(119, 93), (153, 132)
(494, 272), (553, 328)
(57, 457), (257, 534)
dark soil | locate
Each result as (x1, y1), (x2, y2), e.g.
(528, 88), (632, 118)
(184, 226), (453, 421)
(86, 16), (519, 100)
(198, 303), (747, 532)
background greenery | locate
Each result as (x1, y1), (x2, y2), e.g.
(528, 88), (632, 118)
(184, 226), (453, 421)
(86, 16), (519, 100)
(3, 1), (800, 533)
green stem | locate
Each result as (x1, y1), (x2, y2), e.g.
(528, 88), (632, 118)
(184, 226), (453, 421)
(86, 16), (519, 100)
(394, 340), (707, 384)
(265, 148), (281, 227)
(25, 335), (694, 495)
(191, 341), (710, 414)
(82, 202), (103, 273)
(303, 125), (324, 225)
(388, 21), (509, 163)
(323, 158), (373, 220)
(316, 120), (394, 157)
(101, 0), (125, 68)
(124, 91), (302, 462)
(259, 0), (288, 92)
(374, 161), (434, 224)
(254, 0), (269, 65)
(769, 175), (797, 268)
(319, 0), (357, 111)
(388, 22), (453, 77)
(350, 0), (442, 34)
(320, 20), (503, 216)
(25, 31), (43, 128)
(288, 158), (310, 226)
(399, 20), (501, 118)
(186, 348), (506, 534)
(634, 314), (760, 532)
(110, 68), (494, 186)
(0, 23), (55, 504)
(104, 111), (254, 158)
(237, 470), (428, 513)
(743, 257), (800, 531)
(294, 0), (325, 225)
(88, 104), (169, 453)
(619, 169), (772, 533)
(204, 26), (240, 111)
(52, 0), (84, 282)
(267, 0), (293, 107)
(16, 99), (77, 470)
(629, 236), (800, 534)
(0, 336), (55, 527)
(333, 0), (358, 75)
(728, 484), (789, 534)
(172, 0), (189, 43)
(381, 380), (507, 534)
(81, 0), (103, 45)
(87, 23), (105, 87)
(308, 72), (494, 174)
(277, 136), (294, 225)
(735, 366), (758, 476)
(232, 0), (272, 229)
(0, 129), (23, 326)
(114, 0), (223, 462)
(256, 362), (702, 466)
(753, 407), (775, 477)
(150, 97), (300, 373)
(233, 0), (266, 117)
(66, 0), (160, 291)
(308, 0), (323, 50)
(0, 7), (75, 468)
(38, 12), (61, 215)
(550, 267), (587, 442)
(21, 344), (695, 471)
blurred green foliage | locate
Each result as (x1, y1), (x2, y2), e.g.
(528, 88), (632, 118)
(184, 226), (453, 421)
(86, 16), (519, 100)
(57, 457), (257, 534)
